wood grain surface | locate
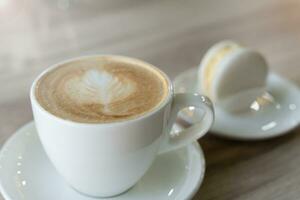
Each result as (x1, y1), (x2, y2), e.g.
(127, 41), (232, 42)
(0, 0), (300, 199)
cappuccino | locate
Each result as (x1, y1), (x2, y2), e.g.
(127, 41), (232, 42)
(35, 56), (169, 123)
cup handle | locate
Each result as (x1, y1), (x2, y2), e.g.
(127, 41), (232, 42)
(159, 93), (214, 154)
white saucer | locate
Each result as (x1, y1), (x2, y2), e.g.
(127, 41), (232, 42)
(174, 67), (300, 140)
(0, 122), (205, 200)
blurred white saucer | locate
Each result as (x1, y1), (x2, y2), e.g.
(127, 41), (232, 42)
(0, 122), (205, 200)
(174, 67), (300, 140)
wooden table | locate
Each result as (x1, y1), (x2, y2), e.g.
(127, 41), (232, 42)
(0, 0), (299, 199)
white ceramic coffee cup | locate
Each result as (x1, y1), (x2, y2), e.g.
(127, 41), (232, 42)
(30, 55), (214, 197)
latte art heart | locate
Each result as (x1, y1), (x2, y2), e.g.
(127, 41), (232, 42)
(35, 56), (168, 123)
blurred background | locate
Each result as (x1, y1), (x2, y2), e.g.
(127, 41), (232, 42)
(0, 0), (300, 199)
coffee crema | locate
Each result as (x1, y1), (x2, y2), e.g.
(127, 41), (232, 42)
(35, 56), (169, 123)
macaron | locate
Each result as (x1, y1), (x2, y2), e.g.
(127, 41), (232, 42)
(198, 40), (269, 112)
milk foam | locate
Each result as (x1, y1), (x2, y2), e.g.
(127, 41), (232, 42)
(65, 69), (136, 114)
(35, 56), (168, 123)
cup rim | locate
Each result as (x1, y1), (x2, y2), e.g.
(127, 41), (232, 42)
(30, 54), (173, 127)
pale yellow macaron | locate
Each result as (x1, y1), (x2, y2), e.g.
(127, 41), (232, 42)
(198, 41), (269, 112)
